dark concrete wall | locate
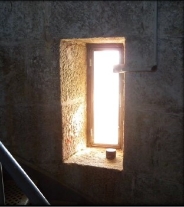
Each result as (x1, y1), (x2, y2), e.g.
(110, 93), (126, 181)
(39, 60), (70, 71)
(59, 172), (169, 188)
(0, 1), (183, 205)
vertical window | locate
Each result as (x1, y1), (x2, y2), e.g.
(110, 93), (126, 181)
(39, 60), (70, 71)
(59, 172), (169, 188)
(87, 44), (124, 148)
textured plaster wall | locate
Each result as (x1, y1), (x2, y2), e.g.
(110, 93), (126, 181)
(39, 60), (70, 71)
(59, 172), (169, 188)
(123, 2), (184, 204)
(0, 1), (183, 205)
(61, 40), (87, 160)
(0, 1), (62, 172)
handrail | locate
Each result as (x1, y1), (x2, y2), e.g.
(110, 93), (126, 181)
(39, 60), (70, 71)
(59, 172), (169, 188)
(0, 141), (50, 205)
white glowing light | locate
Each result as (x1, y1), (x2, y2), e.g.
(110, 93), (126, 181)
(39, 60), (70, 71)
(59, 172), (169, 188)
(93, 50), (120, 145)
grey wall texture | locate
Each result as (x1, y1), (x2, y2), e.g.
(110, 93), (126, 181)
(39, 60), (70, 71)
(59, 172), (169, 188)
(0, 1), (183, 205)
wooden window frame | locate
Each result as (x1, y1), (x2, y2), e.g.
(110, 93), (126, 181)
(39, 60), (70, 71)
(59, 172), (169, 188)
(87, 43), (124, 149)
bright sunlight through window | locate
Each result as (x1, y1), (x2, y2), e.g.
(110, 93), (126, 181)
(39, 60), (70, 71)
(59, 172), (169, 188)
(93, 50), (120, 145)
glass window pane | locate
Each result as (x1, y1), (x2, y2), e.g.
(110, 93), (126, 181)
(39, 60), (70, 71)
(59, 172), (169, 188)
(93, 50), (120, 145)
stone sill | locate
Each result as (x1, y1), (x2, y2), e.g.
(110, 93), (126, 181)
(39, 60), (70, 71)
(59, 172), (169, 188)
(64, 147), (123, 171)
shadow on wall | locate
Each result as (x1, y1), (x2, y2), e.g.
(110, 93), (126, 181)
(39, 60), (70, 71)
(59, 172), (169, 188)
(0, 42), (63, 169)
(0, 47), (26, 151)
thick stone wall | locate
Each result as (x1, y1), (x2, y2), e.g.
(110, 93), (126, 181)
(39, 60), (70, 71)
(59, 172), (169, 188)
(61, 40), (87, 160)
(0, 1), (183, 205)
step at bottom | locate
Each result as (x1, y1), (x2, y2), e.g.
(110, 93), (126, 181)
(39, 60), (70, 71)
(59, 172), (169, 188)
(4, 180), (29, 205)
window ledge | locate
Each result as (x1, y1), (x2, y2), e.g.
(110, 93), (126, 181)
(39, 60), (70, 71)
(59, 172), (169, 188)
(64, 147), (123, 171)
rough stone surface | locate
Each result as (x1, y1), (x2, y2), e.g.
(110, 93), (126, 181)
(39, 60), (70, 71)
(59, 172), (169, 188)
(61, 40), (87, 160)
(60, 37), (125, 160)
(64, 147), (123, 171)
(0, 1), (183, 205)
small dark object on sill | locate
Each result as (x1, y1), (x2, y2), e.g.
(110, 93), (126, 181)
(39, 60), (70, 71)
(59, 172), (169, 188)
(106, 148), (116, 160)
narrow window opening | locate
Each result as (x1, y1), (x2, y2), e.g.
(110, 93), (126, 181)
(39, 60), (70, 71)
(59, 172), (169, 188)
(61, 38), (125, 162)
(87, 44), (124, 149)
(94, 50), (119, 145)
